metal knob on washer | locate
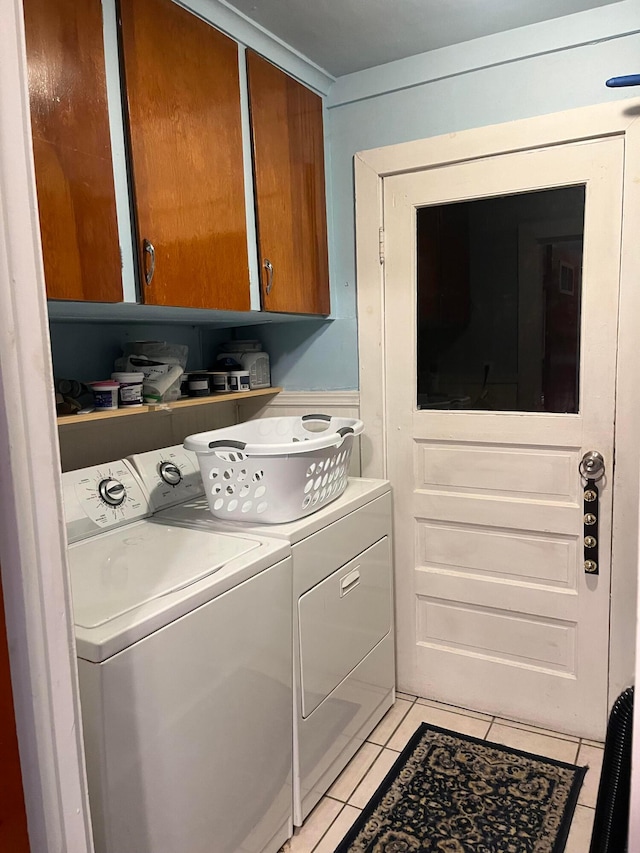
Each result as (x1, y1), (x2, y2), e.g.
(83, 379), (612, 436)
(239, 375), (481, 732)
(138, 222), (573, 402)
(159, 461), (182, 486)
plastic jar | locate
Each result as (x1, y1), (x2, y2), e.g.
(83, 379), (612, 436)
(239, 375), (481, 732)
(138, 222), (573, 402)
(187, 373), (210, 397)
(226, 371), (251, 392)
(111, 372), (144, 407)
(90, 381), (119, 411)
(209, 372), (228, 393)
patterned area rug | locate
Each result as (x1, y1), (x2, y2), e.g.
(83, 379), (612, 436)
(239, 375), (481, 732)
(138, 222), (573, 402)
(335, 723), (586, 853)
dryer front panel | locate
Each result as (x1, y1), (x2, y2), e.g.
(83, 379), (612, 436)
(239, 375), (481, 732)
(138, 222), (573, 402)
(298, 537), (392, 718)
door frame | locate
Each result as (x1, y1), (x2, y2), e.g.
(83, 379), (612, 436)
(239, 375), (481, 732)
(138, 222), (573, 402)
(355, 100), (640, 712)
(0, 0), (94, 849)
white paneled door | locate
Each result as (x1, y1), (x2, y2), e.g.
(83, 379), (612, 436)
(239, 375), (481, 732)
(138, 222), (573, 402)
(384, 138), (623, 739)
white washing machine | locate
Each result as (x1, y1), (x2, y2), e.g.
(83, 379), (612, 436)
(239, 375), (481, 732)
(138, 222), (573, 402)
(63, 459), (293, 853)
(129, 445), (396, 826)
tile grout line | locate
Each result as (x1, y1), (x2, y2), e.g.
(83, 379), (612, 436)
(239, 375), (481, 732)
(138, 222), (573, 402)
(383, 699), (592, 752)
(486, 719), (582, 745)
(338, 741), (385, 801)
(416, 696), (586, 747)
(578, 737), (605, 750)
(484, 717), (496, 739)
(366, 696), (417, 750)
(485, 716), (582, 763)
(308, 801), (347, 853)
(416, 702), (494, 726)
(576, 740), (582, 764)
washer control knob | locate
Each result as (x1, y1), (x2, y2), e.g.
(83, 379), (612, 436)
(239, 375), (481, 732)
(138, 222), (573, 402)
(159, 461), (182, 486)
(98, 478), (126, 507)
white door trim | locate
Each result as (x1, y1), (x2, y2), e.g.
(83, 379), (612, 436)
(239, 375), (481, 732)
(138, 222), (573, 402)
(355, 100), (640, 711)
(0, 1), (94, 850)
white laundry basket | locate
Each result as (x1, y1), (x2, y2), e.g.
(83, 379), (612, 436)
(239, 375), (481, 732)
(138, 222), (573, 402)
(184, 414), (364, 523)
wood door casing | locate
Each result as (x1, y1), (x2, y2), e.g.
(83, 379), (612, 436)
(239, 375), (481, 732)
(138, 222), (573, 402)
(23, 0), (123, 303)
(0, 574), (30, 852)
(247, 51), (330, 315)
(119, 0), (250, 310)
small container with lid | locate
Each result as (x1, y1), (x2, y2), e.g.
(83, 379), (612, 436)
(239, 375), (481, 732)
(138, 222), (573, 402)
(226, 371), (251, 392)
(90, 381), (120, 411)
(111, 372), (144, 407)
(209, 372), (228, 393)
(187, 373), (210, 397)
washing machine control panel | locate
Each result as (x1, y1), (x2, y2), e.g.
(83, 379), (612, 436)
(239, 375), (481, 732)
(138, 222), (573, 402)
(128, 446), (204, 511)
(62, 461), (150, 543)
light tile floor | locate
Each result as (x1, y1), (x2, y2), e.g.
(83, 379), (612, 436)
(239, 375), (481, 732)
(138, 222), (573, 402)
(283, 694), (604, 853)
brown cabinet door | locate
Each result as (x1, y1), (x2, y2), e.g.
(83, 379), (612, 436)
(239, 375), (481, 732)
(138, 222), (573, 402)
(23, 0), (123, 303)
(247, 52), (330, 315)
(119, 0), (250, 310)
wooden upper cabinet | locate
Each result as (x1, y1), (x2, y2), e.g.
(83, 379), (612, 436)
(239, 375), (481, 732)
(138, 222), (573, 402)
(247, 52), (330, 315)
(119, 0), (250, 310)
(23, 0), (123, 302)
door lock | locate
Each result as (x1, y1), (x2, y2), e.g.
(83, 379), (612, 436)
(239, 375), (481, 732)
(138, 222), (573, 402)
(580, 451), (604, 576)
(579, 450), (605, 481)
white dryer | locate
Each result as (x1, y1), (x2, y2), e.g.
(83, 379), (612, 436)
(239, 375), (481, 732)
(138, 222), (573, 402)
(63, 459), (293, 853)
(129, 446), (396, 826)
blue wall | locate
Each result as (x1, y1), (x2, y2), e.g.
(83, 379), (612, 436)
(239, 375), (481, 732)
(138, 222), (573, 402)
(48, 323), (228, 383)
(313, 0), (640, 391)
(235, 318), (358, 390)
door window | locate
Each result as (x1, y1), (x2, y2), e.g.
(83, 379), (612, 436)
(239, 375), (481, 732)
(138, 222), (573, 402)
(416, 186), (585, 413)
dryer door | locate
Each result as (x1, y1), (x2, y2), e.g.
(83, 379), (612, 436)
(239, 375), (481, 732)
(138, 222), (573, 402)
(298, 537), (392, 717)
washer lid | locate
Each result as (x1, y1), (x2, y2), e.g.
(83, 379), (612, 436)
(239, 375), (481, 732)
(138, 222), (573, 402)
(69, 521), (259, 628)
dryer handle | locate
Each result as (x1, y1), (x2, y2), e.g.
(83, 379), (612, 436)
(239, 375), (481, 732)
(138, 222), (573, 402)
(340, 568), (360, 597)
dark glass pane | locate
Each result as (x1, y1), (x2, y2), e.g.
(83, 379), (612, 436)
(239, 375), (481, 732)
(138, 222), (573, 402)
(416, 186), (585, 413)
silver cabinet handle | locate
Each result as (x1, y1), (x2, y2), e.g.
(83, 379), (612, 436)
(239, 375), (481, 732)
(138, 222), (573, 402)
(143, 238), (156, 286)
(263, 258), (274, 295)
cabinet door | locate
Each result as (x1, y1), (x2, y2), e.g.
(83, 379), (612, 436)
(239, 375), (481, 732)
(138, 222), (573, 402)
(119, 0), (250, 310)
(247, 52), (330, 315)
(23, 0), (123, 302)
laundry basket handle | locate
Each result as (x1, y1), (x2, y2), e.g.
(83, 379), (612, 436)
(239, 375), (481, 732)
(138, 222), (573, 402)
(302, 413), (331, 423)
(337, 427), (354, 437)
(207, 439), (247, 450)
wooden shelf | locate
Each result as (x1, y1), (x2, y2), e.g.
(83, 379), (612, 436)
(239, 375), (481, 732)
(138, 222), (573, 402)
(57, 387), (281, 426)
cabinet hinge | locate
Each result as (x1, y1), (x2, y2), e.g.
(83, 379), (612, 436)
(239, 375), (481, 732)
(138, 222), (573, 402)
(379, 227), (385, 265)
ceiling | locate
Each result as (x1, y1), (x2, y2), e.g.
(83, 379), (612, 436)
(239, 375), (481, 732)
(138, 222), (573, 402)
(225, 0), (622, 77)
